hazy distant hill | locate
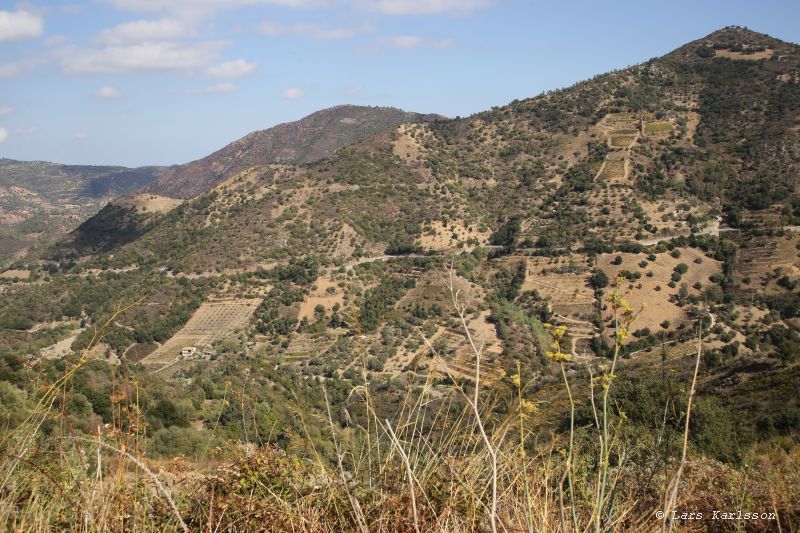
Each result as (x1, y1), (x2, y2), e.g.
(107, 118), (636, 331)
(147, 105), (439, 198)
(0, 159), (165, 256)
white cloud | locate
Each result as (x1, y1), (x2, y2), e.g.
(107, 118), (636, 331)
(0, 106), (13, 116)
(382, 35), (422, 49)
(0, 128), (7, 143)
(283, 87), (304, 100)
(358, 0), (491, 15)
(189, 82), (236, 94)
(344, 85), (362, 97)
(102, 0), (323, 21)
(105, 0), (488, 17)
(0, 59), (39, 78)
(95, 18), (195, 45)
(15, 127), (38, 135)
(73, 132), (90, 140)
(0, 10), (44, 42)
(204, 59), (257, 78)
(378, 35), (454, 50)
(57, 41), (227, 74)
(93, 86), (124, 99)
(105, 0), (321, 9)
(259, 20), (371, 40)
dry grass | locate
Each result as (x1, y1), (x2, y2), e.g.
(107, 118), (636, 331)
(644, 121), (673, 135)
(118, 193), (183, 214)
(418, 220), (490, 252)
(596, 248), (721, 340)
(298, 274), (346, 322)
(610, 136), (636, 148)
(0, 269), (30, 280)
(715, 48), (774, 60)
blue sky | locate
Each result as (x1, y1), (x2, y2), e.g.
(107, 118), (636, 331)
(0, 0), (798, 167)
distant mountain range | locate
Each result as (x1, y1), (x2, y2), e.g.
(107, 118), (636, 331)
(65, 27), (800, 271)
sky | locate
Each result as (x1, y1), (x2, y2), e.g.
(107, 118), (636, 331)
(0, 0), (798, 167)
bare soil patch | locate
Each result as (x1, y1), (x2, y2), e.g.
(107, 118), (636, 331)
(298, 274), (346, 322)
(0, 269), (30, 280)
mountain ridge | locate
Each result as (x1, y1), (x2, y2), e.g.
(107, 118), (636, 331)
(147, 104), (441, 199)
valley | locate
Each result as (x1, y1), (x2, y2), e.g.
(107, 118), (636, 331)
(0, 25), (799, 532)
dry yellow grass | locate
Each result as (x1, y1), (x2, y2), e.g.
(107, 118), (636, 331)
(117, 193), (183, 214)
(0, 269), (30, 280)
(644, 121), (673, 135)
(297, 274), (345, 322)
(418, 220), (490, 252)
(715, 48), (774, 60)
(599, 160), (626, 183)
(391, 123), (427, 160)
(610, 135), (636, 148)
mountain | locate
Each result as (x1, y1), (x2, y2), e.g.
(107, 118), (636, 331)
(0, 158), (166, 256)
(147, 105), (439, 199)
(71, 27), (800, 270)
(2, 28), (800, 530)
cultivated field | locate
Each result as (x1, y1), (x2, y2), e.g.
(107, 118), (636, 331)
(522, 255), (595, 316)
(141, 298), (260, 367)
(643, 121), (673, 136)
(597, 247), (721, 341)
(731, 234), (800, 292)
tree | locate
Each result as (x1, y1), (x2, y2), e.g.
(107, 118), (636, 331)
(589, 269), (609, 289)
(490, 216), (521, 248)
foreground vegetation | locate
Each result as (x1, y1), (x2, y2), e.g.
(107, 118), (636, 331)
(0, 274), (797, 532)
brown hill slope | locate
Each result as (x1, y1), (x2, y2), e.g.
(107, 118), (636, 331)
(147, 105), (437, 198)
(67, 27), (800, 274)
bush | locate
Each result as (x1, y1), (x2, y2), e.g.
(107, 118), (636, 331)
(150, 427), (214, 459)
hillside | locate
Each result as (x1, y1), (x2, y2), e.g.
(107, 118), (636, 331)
(66, 28), (799, 271)
(1, 27), (800, 531)
(147, 105), (438, 198)
(0, 158), (165, 256)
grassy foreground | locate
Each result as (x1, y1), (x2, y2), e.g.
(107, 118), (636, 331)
(0, 278), (797, 532)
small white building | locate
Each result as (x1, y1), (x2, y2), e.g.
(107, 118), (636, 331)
(181, 346), (197, 357)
